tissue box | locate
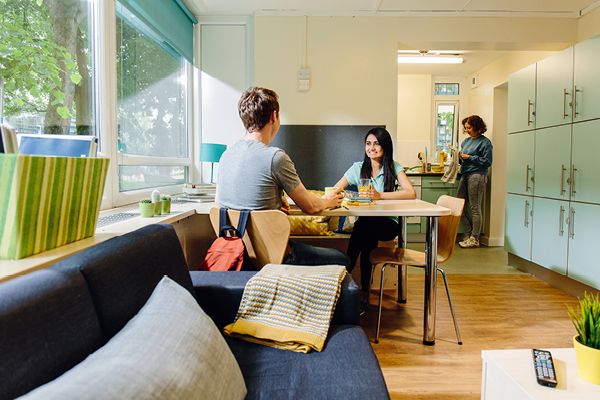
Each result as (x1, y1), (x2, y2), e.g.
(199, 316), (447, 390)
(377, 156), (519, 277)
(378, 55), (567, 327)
(0, 154), (109, 259)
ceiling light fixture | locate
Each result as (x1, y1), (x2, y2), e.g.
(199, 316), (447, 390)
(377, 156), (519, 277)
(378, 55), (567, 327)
(397, 50), (463, 64)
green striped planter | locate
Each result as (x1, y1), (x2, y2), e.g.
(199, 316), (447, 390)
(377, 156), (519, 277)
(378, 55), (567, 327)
(0, 154), (109, 259)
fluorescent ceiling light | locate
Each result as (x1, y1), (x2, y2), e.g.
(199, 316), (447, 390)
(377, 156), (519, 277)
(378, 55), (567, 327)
(397, 55), (463, 64)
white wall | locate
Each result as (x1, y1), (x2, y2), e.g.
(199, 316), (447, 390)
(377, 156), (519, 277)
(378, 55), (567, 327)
(578, 5), (600, 41)
(254, 16), (577, 144)
(396, 74), (431, 166)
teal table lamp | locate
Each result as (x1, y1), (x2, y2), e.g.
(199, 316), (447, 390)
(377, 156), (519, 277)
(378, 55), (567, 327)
(200, 143), (227, 183)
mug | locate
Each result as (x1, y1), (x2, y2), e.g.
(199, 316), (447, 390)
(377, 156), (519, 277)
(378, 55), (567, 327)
(325, 186), (345, 197)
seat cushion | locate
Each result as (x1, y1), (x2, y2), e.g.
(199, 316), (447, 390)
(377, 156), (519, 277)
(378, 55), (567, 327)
(0, 266), (104, 399)
(227, 325), (389, 400)
(20, 277), (246, 400)
(55, 224), (194, 338)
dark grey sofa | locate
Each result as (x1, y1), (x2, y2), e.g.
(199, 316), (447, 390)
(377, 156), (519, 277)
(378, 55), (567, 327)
(0, 224), (389, 400)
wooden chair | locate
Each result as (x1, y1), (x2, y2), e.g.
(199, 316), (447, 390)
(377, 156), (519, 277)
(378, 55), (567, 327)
(209, 208), (291, 269)
(369, 195), (465, 344)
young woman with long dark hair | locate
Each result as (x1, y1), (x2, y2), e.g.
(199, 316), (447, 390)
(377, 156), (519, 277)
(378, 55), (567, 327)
(334, 127), (416, 305)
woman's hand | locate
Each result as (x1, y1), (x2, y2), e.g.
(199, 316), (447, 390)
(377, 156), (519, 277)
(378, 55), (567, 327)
(369, 187), (382, 200)
(459, 152), (470, 160)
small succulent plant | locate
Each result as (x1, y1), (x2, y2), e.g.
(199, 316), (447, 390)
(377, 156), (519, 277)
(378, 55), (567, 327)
(161, 194), (171, 201)
(139, 199), (152, 204)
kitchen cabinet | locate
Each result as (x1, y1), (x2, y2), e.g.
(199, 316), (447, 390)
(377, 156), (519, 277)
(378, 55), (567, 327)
(533, 125), (571, 200)
(570, 119), (600, 205)
(507, 131), (535, 196)
(566, 202), (600, 288)
(507, 64), (536, 133)
(531, 197), (568, 275)
(505, 193), (533, 260)
(535, 46), (573, 129)
(419, 176), (465, 234)
(573, 35), (600, 122)
(506, 35), (600, 290)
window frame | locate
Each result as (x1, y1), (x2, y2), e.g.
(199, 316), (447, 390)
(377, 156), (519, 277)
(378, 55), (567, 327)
(97, 0), (195, 209)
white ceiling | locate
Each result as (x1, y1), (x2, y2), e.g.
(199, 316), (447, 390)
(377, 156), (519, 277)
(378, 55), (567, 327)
(183, 0), (600, 76)
(184, 0), (600, 17)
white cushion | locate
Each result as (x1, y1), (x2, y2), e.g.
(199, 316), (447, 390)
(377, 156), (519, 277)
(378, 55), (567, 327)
(20, 276), (246, 400)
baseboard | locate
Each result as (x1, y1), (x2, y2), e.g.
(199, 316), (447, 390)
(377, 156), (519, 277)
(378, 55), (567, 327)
(508, 253), (599, 297)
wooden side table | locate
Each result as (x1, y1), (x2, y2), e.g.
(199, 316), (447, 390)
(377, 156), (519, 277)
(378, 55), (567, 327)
(481, 348), (600, 399)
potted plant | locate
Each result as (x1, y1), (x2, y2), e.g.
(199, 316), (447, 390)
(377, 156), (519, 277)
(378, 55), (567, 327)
(151, 190), (162, 216)
(139, 199), (155, 218)
(568, 292), (600, 384)
(161, 194), (171, 214)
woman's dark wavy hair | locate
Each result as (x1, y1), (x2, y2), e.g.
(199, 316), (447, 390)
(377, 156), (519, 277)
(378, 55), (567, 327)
(360, 127), (396, 192)
(462, 115), (487, 134)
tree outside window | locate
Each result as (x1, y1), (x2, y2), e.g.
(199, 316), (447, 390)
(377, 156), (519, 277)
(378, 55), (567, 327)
(0, 0), (95, 135)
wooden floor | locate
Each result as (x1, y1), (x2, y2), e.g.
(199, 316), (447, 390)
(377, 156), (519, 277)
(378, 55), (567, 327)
(359, 273), (579, 399)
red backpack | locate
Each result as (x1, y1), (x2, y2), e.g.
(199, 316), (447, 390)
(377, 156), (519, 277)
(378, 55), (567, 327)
(201, 209), (255, 271)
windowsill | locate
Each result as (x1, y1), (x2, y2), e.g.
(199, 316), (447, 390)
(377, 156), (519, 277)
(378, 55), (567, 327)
(0, 200), (217, 282)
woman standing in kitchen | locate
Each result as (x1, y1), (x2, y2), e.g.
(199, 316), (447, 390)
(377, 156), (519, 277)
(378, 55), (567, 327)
(334, 127), (416, 309)
(457, 115), (493, 248)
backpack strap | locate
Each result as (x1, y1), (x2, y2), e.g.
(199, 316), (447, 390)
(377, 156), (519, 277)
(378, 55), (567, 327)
(236, 210), (250, 236)
(219, 208), (229, 231)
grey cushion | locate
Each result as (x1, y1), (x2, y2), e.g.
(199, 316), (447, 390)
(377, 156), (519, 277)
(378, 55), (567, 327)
(20, 276), (247, 400)
(227, 325), (389, 400)
(54, 224), (194, 338)
(0, 266), (104, 400)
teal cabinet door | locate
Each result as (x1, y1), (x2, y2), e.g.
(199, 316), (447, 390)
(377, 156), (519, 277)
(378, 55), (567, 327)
(508, 64), (536, 133)
(531, 198), (568, 274)
(507, 131), (535, 195)
(421, 186), (453, 233)
(571, 119), (600, 205)
(533, 125), (571, 200)
(574, 35), (600, 122)
(567, 202), (600, 289)
(505, 193), (533, 260)
(536, 46), (574, 129)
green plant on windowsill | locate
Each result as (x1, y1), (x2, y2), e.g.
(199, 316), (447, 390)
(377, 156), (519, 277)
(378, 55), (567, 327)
(139, 199), (155, 218)
(568, 292), (600, 384)
(161, 194), (171, 214)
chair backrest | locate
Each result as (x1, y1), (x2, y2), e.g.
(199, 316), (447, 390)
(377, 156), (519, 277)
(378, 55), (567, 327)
(209, 208), (291, 269)
(436, 195), (465, 263)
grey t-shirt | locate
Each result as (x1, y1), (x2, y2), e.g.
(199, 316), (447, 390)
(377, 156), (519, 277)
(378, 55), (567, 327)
(217, 140), (302, 210)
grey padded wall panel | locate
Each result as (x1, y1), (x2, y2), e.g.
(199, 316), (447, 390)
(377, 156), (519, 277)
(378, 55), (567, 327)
(271, 125), (384, 190)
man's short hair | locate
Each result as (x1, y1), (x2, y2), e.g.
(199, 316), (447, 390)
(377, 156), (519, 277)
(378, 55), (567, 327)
(238, 87), (279, 132)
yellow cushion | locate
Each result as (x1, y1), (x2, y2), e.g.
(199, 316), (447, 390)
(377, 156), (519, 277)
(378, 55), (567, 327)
(288, 216), (334, 236)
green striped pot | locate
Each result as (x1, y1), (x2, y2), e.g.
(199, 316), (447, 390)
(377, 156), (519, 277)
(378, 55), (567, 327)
(0, 154), (109, 259)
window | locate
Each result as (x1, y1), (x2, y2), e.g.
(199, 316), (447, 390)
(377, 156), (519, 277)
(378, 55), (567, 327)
(434, 83), (459, 96)
(115, 2), (191, 193)
(0, 0), (97, 136)
(435, 102), (459, 153)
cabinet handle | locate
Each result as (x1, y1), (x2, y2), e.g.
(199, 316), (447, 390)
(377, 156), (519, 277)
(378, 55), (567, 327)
(560, 164), (567, 195)
(525, 164), (532, 192)
(527, 100), (534, 125)
(570, 164), (577, 196)
(559, 205), (565, 236)
(573, 86), (581, 117)
(524, 200), (530, 227)
(563, 89), (570, 119)
(568, 207), (575, 239)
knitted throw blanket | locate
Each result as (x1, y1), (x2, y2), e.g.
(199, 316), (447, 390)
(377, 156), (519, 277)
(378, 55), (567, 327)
(223, 264), (347, 353)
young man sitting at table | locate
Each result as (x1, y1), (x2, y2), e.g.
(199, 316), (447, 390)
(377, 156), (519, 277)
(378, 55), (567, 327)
(216, 86), (350, 267)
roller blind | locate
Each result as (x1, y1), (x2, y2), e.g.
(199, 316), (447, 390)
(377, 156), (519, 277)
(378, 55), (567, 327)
(119, 0), (197, 63)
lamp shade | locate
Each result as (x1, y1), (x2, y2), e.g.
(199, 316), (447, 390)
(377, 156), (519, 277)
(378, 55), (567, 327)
(199, 143), (226, 163)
